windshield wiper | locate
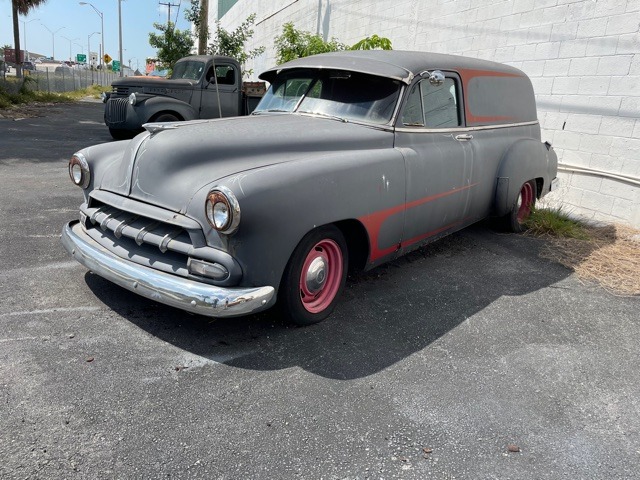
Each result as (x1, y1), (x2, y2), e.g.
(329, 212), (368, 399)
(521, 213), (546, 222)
(297, 111), (348, 123)
(253, 109), (291, 114)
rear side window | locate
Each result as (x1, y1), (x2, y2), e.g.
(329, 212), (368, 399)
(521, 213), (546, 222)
(402, 77), (460, 128)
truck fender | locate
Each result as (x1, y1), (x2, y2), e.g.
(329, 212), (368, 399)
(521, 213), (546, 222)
(494, 138), (550, 216)
(136, 96), (198, 123)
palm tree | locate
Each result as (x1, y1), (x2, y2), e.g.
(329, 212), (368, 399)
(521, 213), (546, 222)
(12, 0), (48, 78)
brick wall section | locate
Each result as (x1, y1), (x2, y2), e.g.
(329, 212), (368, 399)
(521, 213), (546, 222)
(216, 0), (640, 227)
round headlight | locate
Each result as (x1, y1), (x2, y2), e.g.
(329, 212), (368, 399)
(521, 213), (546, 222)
(128, 92), (137, 105)
(68, 152), (91, 189)
(205, 186), (240, 234)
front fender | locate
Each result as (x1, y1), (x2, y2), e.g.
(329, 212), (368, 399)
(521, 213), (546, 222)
(494, 138), (556, 216)
(135, 96), (198, 123)
(185, 146), (405, 291)
(105, 96), (199, 131)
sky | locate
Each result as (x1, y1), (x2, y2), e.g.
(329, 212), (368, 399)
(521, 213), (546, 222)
(0, 0), (193, 71)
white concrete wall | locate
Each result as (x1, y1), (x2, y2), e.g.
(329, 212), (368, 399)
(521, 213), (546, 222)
(214, 0), (640, 227)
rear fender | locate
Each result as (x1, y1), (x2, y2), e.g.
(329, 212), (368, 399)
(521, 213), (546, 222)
(494, 139), (556, 216)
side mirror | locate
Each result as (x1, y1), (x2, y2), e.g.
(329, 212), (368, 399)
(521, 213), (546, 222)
(429, 70), (445, 86)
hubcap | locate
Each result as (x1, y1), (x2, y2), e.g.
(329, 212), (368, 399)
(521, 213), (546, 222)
(305, 257), (327, 293)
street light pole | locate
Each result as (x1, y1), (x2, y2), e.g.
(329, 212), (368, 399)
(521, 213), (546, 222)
(62, 36), (79, 62)
(118, 0), (124, 77)
(79, 2), (104, 70)
(21, 18), (40, 62)
(41, 24), (65, 61)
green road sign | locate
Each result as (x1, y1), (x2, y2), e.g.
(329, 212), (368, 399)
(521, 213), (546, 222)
(112, 60), (121, 72)
(76, 54), (87, 63)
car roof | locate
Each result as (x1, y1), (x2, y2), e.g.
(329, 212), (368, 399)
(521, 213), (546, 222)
(176, 55), (240, 66)
(259, 50), (524, 84)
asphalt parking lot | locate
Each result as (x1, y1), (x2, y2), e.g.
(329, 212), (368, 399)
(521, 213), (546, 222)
(1, 102), (639, 479)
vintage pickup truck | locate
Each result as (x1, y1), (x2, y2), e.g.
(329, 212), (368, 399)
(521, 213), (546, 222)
(103, 55), (265, 139)
(63, 51), (557, 325)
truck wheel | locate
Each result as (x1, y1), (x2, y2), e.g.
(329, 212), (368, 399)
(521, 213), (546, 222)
(109, 128), (134, 140)
(502, 180), (536, 233)
(152, 113), (180, 122)
(280, 226), (348, 326)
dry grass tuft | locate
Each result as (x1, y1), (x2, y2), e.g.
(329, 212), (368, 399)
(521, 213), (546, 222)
(527, 209), (640, 296)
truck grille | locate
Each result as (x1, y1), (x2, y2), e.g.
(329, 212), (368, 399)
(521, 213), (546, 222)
(113, 86), (130, 96)
(105, 98), (128, 124)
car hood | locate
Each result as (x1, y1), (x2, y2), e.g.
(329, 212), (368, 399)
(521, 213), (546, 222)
(99, 114), (394, 213)
(111, 76), (197, 89)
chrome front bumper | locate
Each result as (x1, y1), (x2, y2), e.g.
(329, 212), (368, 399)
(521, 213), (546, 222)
(61, 221), (275, 318)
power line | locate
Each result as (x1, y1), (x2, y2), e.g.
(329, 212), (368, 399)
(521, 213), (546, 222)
(159, 1), (180, 26)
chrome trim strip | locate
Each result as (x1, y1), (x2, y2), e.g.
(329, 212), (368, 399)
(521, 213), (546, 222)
(61, 221), (275, 318)
(395, 120), (539, 134)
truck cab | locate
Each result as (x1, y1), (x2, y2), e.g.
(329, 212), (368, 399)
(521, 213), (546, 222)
(103, 55), (264, 140)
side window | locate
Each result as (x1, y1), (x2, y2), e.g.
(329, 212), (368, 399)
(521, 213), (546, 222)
(422, 78), (459, 128)
(215, 65), (236, 85)
(402, 77), (460, 128)
(402, 83), (424, 126)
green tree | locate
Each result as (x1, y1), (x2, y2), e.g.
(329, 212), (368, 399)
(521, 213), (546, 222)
(208, 13), (265, 77)
(274, 23), (345, 64)
(350, 34), (393, 51)
(12, 0), (48, 78)
(148, 22), (194, 70)
(275, 23), (393, 64)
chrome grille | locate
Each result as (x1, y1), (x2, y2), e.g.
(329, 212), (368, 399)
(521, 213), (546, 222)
(83, 204), (193, 256)
(78, 194), (238, 285)
(105, 98), (128, 124)
(113, 86), (130, 96)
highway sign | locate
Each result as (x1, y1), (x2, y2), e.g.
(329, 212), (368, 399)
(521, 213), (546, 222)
(76, 54), (87, 63)
(112, 60), (121, 72)
(103, 53), (112, 64)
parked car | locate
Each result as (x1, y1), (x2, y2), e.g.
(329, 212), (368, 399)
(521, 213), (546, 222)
(54, 65), (72, 75)
(102, 55), (265, 140)
(22, 61), (36, 71)
(0, 60), (10, 74)
(61, 51), (558, 325)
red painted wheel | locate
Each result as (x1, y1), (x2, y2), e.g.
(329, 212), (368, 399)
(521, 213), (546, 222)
(502, 180), (537, 232)
(516, 181), (535, 225)
(299, 239), (344, 314)
(280, 226), (348, 326)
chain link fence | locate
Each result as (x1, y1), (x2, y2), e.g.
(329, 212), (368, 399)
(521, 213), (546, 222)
(1, 67), (120, 94)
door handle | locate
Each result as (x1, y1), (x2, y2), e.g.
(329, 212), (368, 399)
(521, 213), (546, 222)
(455, 134), (473, 141)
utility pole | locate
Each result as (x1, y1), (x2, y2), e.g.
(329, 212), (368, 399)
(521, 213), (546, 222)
(159, 1), (180, 25)
(198, 0), (209, 55)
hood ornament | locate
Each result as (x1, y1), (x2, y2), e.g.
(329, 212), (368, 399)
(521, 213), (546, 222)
(142, 122), (180, 135)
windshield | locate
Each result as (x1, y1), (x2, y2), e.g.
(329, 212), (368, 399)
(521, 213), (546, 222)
(254, 69), (402, 125)
(170, 61), (206, 81)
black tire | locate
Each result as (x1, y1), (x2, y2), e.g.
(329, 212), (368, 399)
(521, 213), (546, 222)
(109, 128), (135, 140)
(152, 113), (180, 122)
(279, 225), (348, 326)
(500, 180), (537, 233)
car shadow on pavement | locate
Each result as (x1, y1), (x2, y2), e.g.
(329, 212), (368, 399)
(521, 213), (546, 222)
(84, 223), (573, 380)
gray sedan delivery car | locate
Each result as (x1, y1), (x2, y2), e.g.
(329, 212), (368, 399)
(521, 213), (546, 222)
(62, 51), (558, 325)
